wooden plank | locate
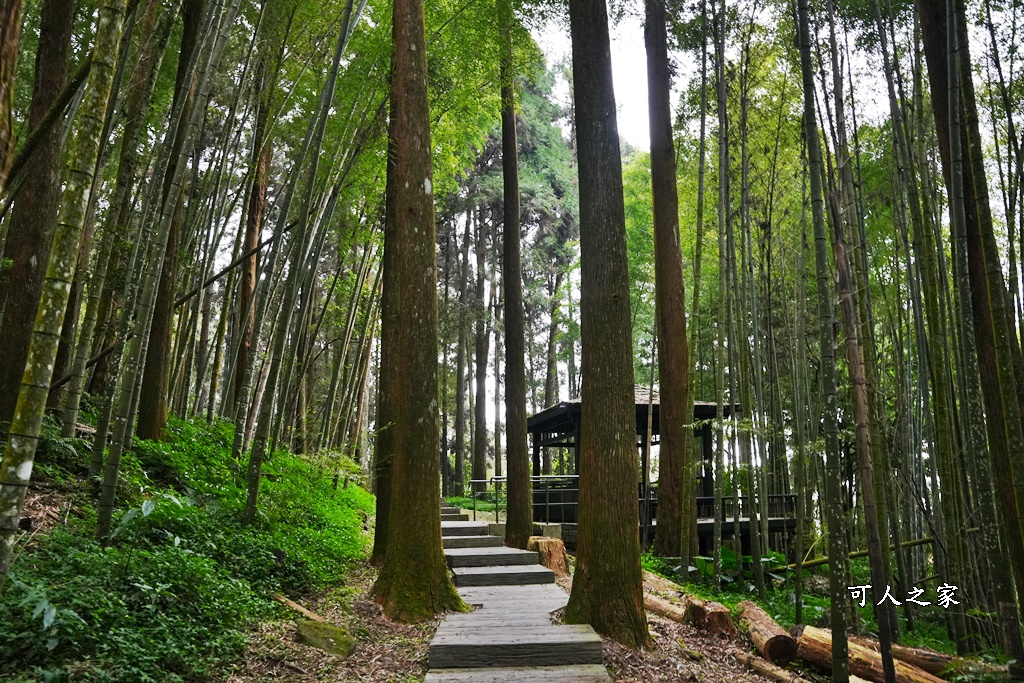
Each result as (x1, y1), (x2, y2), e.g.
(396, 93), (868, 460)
(444, 535), (504, 549)
(442, 522), (491, 537)
(428, 632), (604, 668)
(424, 665), (612, 682)
(452, 565), (556, 587)
(445, 547), (539, 567)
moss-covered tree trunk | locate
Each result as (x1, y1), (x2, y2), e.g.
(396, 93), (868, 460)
(562, 0), (650, 649)
(644, 0), (690, 560)
(370, 0), (466, 621)
(0, 0), (76, 429)
(0, 0), (128, 591)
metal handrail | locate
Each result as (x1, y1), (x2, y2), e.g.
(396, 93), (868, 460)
(465, 475), (580, 524)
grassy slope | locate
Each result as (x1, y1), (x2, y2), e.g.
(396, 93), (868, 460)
(0, 413), (375, 682)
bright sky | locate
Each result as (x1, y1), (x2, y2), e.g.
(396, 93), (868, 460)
(533, 13), (662, 151)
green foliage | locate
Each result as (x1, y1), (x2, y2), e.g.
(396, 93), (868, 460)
(0, 417), (375, 682)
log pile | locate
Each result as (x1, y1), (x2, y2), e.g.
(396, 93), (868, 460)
(737, 600), (797, 666)
(794, 625), (945, 683)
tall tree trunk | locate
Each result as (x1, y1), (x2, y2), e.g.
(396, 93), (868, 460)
(472, 213), (490, 491)
(0, 0), (21, 192)
(369, 0), (466, 621)
(562, 0), (649, 648)
(541, 269), (563, 475)
(711, 0), (728, 589)
(370, 95), (398, 568)
(794, 0), (849, 678)
(136, 0), (207, 442)
(231, 60), (272, 416)
(0, 0), (128, 590)
(644, 0), (690, 559)
(492, 232), (503, 479)
(823, 0), (895, 673)
(918, 0), (1024, 622)
(500, 0), (531, 551)
(682, 0), (708, 572)
(453, 213), (471, 497)
(0, 0), (76, 428)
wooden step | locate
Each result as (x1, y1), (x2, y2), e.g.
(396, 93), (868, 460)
(442, 513), (471, 522)
(441, 506), (462, 515)
(445, 547), (539, 568)
(425, 665), (612, 682)
(428, 624), (603, 668)
(456, 584), (569, 612)
(442, 522), (490, 537)
(452, 565), (555, 587)
(443, 535), (503, 549)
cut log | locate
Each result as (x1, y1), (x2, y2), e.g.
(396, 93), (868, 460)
(848, 634), (952, 677)
(640, 569), (736, 637)
(527, 536), (569, 578)
(643, 569), (685, 595)
(794, 625), (944, 683)
(737, 600), (797, 666)
(849, 632), (1009, 679)
(644, 593), (737, 638)
(734, 651), (815, 683)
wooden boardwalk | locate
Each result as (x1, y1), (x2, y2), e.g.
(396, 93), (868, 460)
(426, 505), (611, 683)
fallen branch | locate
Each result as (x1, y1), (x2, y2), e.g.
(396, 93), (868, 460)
(273, 593), (327, 623)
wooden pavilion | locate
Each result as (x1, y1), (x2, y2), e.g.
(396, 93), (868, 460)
(525, 387), (797, 554)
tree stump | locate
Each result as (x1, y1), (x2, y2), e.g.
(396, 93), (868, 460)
(527, 535), (569, 577)
(737, 600), (797, 666)
(644, 593), (738, 638)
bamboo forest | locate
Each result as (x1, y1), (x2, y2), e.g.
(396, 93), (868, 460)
(2, 0), (1024, 680)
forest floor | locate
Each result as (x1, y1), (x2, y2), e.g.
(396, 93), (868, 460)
(229, 565), (438, 683)
(230, 560), (777, 683)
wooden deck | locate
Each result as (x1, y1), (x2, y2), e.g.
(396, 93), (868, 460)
(426, 504), (611, 683)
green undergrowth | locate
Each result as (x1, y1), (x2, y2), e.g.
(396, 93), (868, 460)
(0, 414), (374, 683)
(641, 550), (971, 659)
